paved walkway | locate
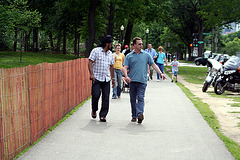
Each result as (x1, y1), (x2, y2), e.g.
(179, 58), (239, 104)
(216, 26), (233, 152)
(179, 62), (206, 67)
(18, 74), (234, 160)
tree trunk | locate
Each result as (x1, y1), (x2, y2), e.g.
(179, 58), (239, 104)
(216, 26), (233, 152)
(74, 29), (79, 56)
(20, 31), (24, 62)
(184, 46), (187, 61)
(124, 20), (134, 47)
(197, 19), (204, 57)
(49, 32), (54, 52)
(178, 45), (183, 60)
(63, 27), (66, 54)
(77, 35), (80, 58)
(56, 32), (61, 54)
(33, 28), (38, 52)
(85, 0), (99, 58)
(24, 32), (31, 52)
(14, 27), (18, 51)
(107, 3), (114, 36)
(188, 46), (192, 61)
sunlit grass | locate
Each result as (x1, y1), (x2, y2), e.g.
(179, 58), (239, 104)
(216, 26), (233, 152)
(0, 51), (81, 68)
(166, 65), (207, 84)
(228, 103), (240, 107)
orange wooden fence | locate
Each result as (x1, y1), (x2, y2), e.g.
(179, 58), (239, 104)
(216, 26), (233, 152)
(0, 58), (91, 160)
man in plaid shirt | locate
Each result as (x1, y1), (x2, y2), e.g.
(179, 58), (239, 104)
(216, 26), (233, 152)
(88, 35), (115, 122)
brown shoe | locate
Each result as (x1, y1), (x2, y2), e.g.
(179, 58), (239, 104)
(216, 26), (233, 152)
(91, 110), (96, 119)
(138, 114), (144, 124)
(131, 118), (137, 122)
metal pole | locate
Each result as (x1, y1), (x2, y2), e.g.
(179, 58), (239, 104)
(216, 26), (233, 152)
(146, 33), (148, 49)
(211, 28), (214, 55)
(215, 27), (218, 53)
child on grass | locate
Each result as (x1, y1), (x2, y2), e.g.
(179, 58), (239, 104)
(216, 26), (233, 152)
(171, 56), (179, 82)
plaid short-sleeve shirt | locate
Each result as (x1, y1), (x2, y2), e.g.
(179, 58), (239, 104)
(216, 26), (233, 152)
(89, 47), (115, 82)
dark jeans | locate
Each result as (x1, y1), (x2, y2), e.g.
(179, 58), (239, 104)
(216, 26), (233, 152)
(91, 80), (110, 118)
(129, 82), (147, 118)
(112, 68), (122, 98)
(156, 63), (164, 79)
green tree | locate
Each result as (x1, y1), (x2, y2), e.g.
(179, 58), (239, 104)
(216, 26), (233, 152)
(223, 37), (240, 56)
(0, 5), (13, 50)
(199, 0), (240, 28)
(0, 0), (41, 54)
(10, 0), (41, 60)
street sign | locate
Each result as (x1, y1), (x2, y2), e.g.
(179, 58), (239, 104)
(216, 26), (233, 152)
(203, 33), (212, 36)
(193, 48), (198, 57)
(165, 42), (170, 48)
(198, 41), (204, 44)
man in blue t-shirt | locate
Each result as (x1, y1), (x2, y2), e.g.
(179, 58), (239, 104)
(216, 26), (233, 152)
(145, 44), (157, 80)
(122, 37), (167, 124)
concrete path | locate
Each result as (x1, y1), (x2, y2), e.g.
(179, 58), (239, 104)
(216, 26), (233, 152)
(18, 74), (234, 160)
(179, 62), (206, 67)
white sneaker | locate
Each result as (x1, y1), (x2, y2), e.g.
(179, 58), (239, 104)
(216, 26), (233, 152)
(157, 79), (160, 82)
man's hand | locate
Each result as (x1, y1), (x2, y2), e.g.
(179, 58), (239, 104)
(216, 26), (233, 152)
(90, 74), (95, 81)
(161, 74), (167, 80)
(124, 76), (131, 83)
(112, 80), (115, 88)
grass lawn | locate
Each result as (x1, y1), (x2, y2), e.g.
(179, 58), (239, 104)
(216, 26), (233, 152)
(166, 65), (208, 84)
(0, 51), (82, 68)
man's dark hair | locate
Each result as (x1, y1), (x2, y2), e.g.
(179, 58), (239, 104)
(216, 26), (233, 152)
(133, 37), (142, 45)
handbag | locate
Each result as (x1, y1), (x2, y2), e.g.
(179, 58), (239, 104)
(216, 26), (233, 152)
(154, 53), (159, 63)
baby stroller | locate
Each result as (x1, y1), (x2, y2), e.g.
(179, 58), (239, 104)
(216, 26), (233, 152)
(121, 71), (130, 93)
(122, 77), (130, 93)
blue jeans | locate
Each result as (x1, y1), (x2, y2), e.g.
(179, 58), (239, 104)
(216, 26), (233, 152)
(91, 80), (110, 118)
(112, 69), (122, 98)
(156, 63), (164, 79)
(129, 82), (147, 118)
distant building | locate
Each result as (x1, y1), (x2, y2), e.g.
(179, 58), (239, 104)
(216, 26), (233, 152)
(236, 23), (240, 32)
(222, 22), (239, 35)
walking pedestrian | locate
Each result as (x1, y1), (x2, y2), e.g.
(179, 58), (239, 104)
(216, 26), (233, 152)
(122, 37), (167, 124)
(124, 42), (134, 56)
(88, 35), (115, 122)
(122, 45), (129, 55)
(171, 56), (179, 83)
(112, 44), (125, 99)
(145, 44), (157, 80)
(154, 46), (168, 82)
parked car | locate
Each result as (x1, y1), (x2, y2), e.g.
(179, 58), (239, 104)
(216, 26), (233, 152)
(194, 51), (212, 66)
(211, 53), (221, 61)
(194, 53), (230, 66)
(194, 56), (208, 66)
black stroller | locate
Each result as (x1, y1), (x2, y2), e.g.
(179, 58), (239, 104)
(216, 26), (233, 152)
(122, 78), (130, 93)
(121, 71), (130, 93)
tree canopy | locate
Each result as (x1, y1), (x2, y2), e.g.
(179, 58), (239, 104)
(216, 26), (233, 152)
(0, 0), (240, 58)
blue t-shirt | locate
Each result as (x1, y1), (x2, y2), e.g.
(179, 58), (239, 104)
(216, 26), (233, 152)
(155, 52), (166, 64)
(124, 50), (154, 84)
(145, 48), (157, 60)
